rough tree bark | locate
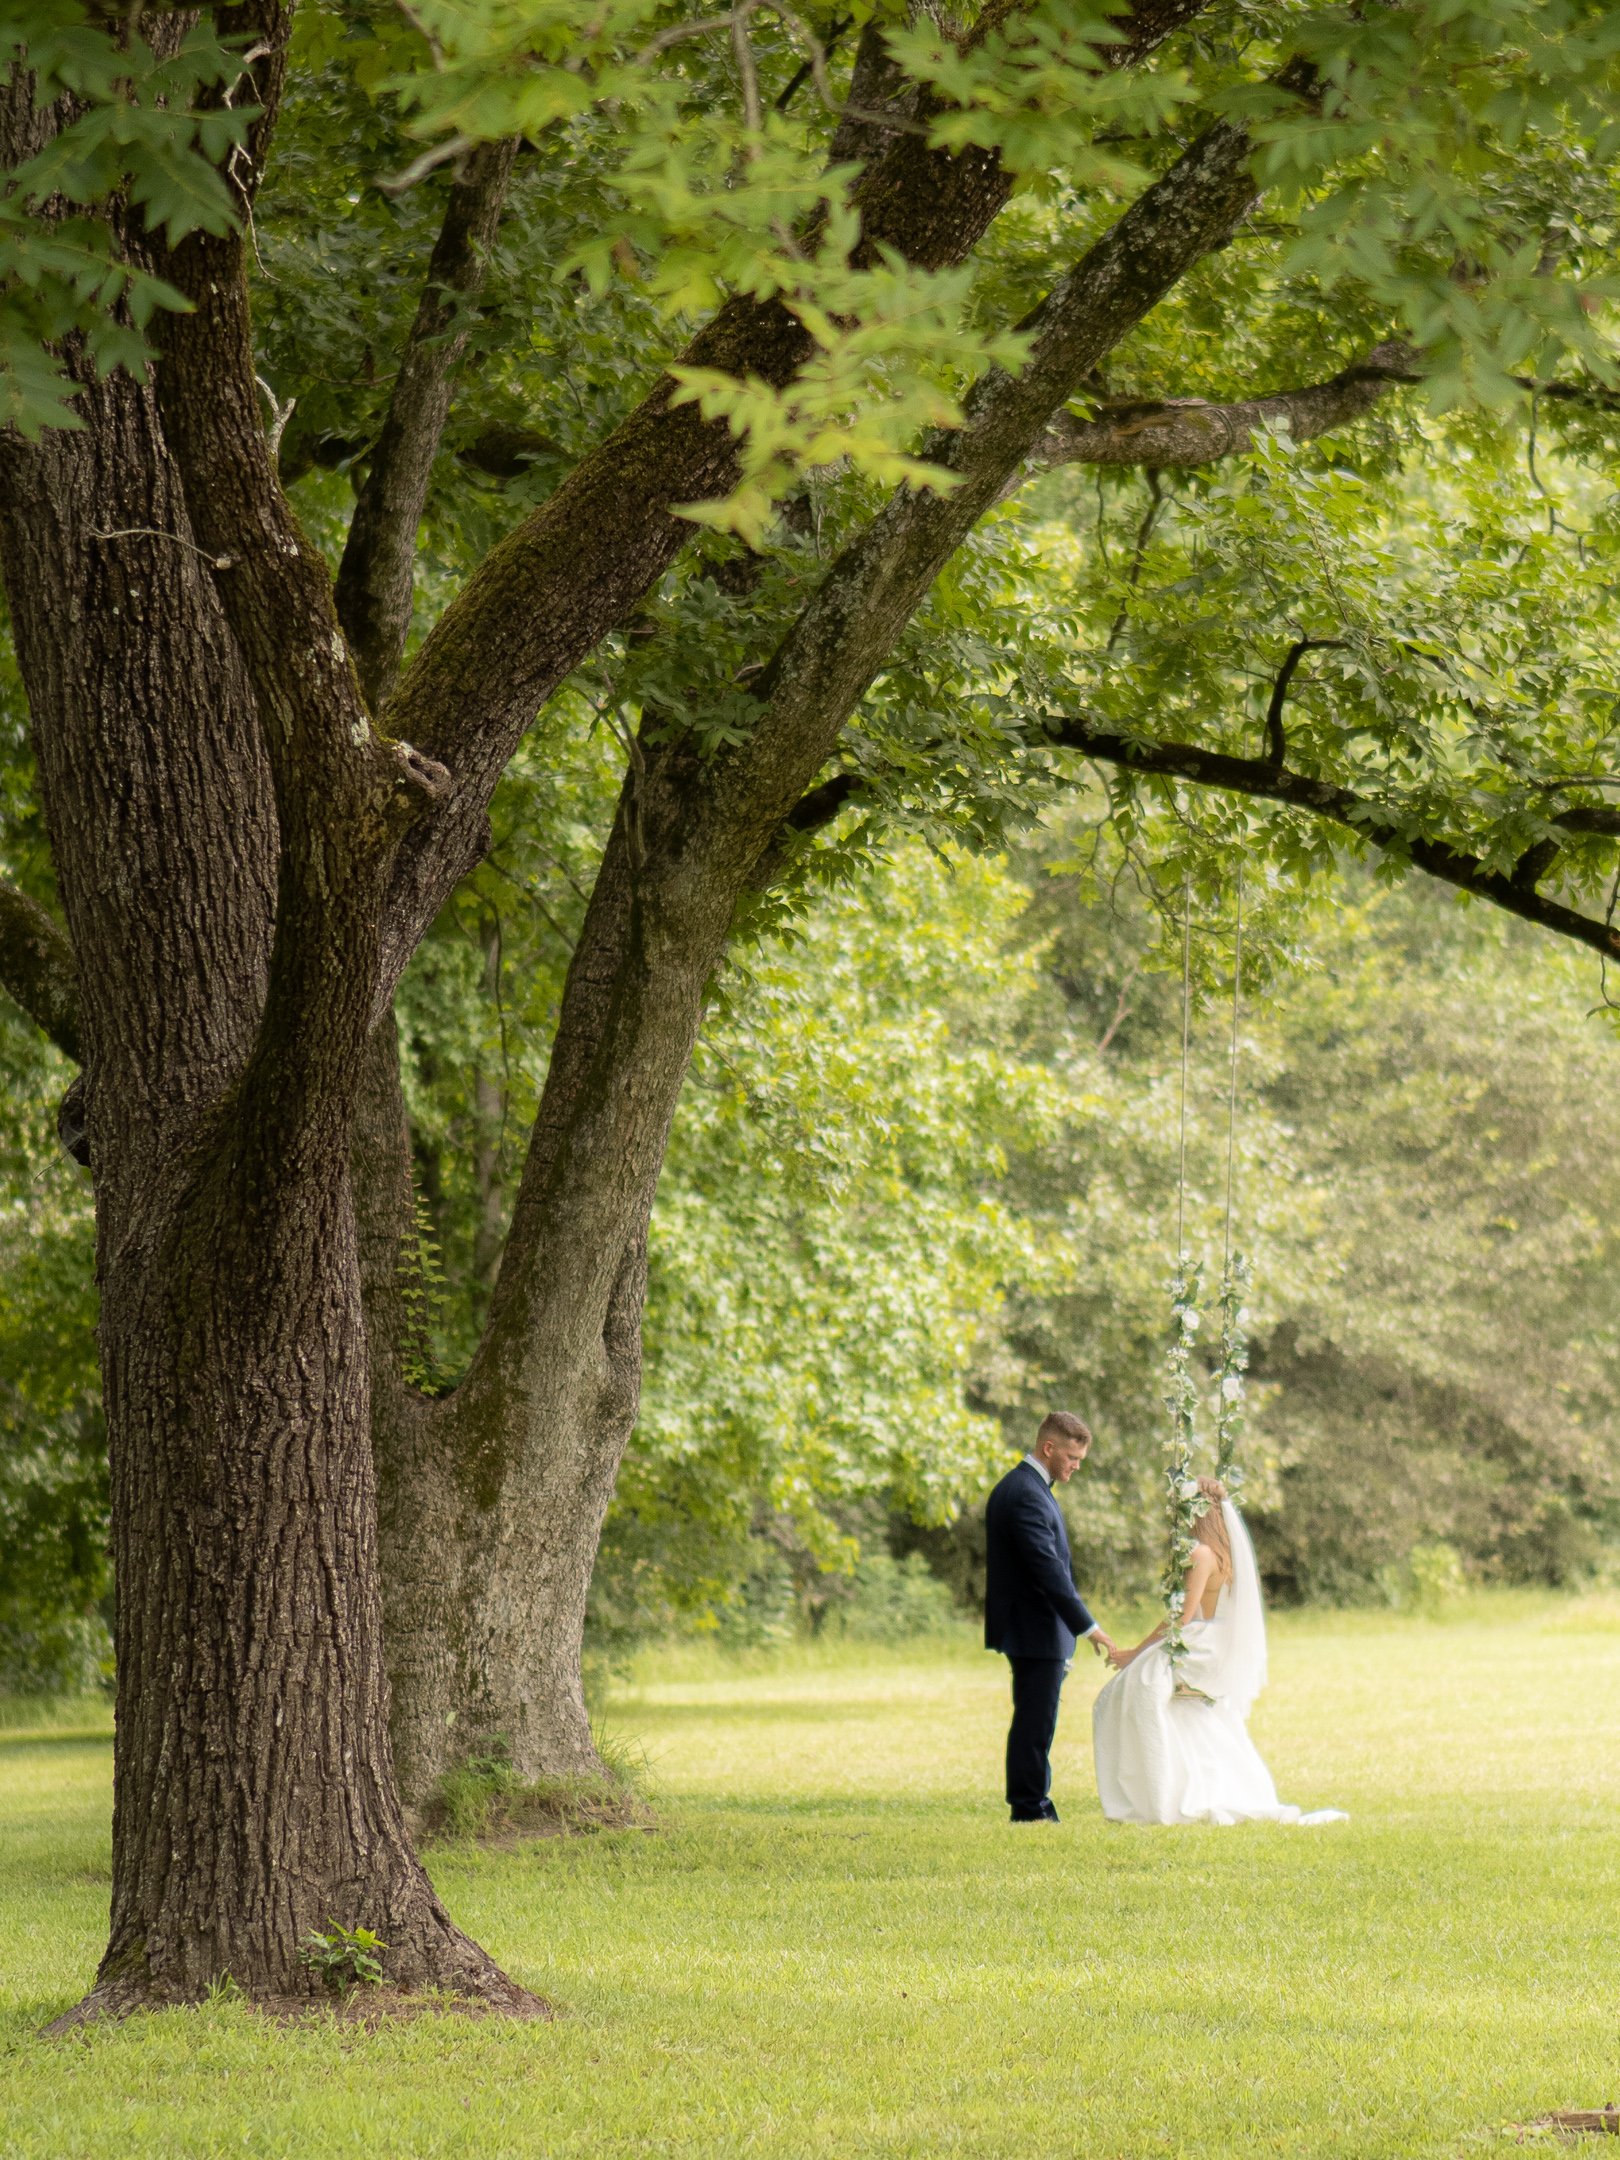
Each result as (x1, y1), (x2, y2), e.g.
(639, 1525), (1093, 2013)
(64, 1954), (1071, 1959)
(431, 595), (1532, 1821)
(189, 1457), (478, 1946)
(334, 137), (520, 712)
(0, 354), (517, 2012)
(0, 879), (80, 1059)
(0, 37), (525, 2011)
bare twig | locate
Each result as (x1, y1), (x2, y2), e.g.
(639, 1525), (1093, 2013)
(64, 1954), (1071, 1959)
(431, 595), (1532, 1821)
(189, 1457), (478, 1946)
(1263, 637), (1347, 769)
(731, 0), (765, 138)
(635, 13), (737, 62)
(380, 134), (475, 197)
(775, 10), (850, 110)
(89, 526), (235, 571)
(1104, 468), (1165, 653)
(255, 375), (295, 455)
(1096, 960), (1140, 1053)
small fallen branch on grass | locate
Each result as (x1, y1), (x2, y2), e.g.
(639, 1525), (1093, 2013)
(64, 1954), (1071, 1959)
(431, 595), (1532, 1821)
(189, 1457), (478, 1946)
(1512, 2104), (1620, 2141)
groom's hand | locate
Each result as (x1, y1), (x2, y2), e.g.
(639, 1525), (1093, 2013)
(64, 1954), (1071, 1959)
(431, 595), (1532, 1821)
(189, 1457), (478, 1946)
(1088, 1629), (1119, 1661)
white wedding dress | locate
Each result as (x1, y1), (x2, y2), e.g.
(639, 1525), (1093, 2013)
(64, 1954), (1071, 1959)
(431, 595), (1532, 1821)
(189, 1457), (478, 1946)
(1091, 1502), (1346, 1827)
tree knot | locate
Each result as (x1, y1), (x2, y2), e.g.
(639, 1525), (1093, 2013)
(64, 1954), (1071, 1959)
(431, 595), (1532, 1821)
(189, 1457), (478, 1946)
(389, 741), (453, 801)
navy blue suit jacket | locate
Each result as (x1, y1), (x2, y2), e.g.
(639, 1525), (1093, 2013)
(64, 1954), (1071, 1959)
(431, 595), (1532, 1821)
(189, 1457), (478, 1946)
(983, 1459), (1096, 1659)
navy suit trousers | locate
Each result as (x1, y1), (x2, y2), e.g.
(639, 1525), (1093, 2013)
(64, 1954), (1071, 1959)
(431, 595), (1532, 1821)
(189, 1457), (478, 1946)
(1005, 1656), (1067, 1820)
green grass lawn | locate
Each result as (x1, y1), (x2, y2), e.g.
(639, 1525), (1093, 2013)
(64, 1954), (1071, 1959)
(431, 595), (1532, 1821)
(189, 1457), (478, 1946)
(3, 1591), (1618, 2158)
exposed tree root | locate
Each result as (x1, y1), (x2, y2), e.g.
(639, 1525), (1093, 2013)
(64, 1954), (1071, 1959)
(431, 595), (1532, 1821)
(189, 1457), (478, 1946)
(43, 1968), (550, 2036)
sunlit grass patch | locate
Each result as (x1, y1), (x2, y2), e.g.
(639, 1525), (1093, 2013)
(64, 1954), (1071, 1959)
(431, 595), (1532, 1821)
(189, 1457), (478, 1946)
(2, 1591), (1617, 2159)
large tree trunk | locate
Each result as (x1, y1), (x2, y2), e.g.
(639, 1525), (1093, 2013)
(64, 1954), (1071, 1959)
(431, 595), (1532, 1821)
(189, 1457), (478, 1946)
(0, 14), (524, 1993)
(380, 1220), (651, 1796)
(0, 357), (521, 2012)
(378, 1371), (639, 1794)
(95, 1088), (511, 2007)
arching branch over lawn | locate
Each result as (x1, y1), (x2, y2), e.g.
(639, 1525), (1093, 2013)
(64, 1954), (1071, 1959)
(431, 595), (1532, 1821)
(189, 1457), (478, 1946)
(1048, 715), (1620, 961)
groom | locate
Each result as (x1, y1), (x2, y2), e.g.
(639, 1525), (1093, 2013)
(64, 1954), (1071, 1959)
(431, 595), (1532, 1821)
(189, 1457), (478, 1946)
(984, 1411), (1117, 1822)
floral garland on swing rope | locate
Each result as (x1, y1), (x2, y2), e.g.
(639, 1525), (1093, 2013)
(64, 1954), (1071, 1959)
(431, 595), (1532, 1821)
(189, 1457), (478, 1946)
(1162, 871), (1252, 1702)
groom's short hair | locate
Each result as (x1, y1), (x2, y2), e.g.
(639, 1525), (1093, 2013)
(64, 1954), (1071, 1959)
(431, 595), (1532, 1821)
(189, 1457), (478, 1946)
(1037, 1411), (1091, 1448)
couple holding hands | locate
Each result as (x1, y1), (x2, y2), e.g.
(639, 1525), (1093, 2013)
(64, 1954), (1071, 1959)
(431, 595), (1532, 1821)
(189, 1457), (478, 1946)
(984, 1412), (1344, 1828)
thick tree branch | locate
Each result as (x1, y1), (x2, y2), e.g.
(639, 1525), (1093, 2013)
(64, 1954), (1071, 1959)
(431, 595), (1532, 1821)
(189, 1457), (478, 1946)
(786, 770), (864, 832)
(1509, 372), (1620, 416)
(374, 0), (1216, 1010)
(147, 7), (449, 1145)
(1029, 341), (1418, 473)
(459, 70), (1312, 1418)
(1048, 716), (1620, 961)
(0, 878), (82, 1062)
(334, 139), (520, 710)
(742, 769), (866, 893)
(1024, 343), (1620, 482)
(741, 75), (1315, 761)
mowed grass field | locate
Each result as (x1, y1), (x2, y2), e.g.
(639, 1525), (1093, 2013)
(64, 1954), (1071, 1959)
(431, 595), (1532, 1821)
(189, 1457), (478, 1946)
(2, 1592), (1618, 2159)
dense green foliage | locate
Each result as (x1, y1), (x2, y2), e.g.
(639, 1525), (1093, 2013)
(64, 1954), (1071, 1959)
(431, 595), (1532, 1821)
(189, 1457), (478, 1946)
(6, 776), (1620, 1684)
(0, 3), (248, 431)
(6, 1601), (1620, 2154)
(993, 830), (1620, 1604)
(16, 0), (1620, 508)
(0, 1007), (101, 1693)
(0, 660), (103, 1694)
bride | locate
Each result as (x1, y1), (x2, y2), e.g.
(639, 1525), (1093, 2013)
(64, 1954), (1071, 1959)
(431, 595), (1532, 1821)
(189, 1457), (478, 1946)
(1091, 1477), (1346, 1827)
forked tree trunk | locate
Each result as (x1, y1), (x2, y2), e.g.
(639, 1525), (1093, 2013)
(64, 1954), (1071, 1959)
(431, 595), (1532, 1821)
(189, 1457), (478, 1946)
(0, 337), (522, 2011)
(364, 92), (1278, 1805)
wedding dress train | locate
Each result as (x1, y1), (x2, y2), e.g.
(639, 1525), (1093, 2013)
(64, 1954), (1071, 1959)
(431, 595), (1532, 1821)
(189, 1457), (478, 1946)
(1091, 1502), (1346, 1827)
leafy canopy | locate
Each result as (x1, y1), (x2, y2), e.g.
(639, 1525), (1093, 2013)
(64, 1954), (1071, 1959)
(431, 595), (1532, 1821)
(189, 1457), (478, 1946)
(7, 0), (1620, 526)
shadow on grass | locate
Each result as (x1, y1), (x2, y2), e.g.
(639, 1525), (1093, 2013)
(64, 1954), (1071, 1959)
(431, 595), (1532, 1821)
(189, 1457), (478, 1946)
(626, 1697), (908, 1726)
(654, 1793), (992, 1823)
(0, 1733), (114, 1758)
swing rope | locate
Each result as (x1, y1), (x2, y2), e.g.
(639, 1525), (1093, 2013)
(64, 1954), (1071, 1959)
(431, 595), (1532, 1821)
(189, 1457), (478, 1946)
(1163, 864), (1252, 1690)
(1222, 869), (1244, 1281)
(1162, 875), (1204, 1688)
(1177, 874), (1193, 1265)
(1216, 868), (1250, 1496)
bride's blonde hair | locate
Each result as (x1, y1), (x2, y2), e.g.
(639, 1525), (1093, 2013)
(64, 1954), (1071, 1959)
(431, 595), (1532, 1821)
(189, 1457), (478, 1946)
(1193, 1476), (1233, 1585)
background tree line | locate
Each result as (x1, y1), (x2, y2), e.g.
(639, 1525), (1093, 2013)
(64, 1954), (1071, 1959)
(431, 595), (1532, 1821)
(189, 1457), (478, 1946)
(10, 799), (1617, 1693)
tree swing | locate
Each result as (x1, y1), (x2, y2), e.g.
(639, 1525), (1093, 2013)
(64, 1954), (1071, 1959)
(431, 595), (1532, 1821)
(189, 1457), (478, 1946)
(1162, 869), (1251, 1698)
